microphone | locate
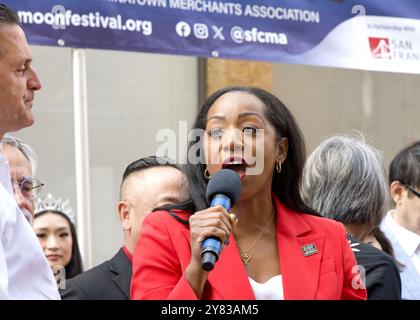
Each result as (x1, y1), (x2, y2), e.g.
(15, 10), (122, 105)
(201, 169), (242, 271)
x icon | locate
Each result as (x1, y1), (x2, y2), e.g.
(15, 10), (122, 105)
(212, 26), (225, 40)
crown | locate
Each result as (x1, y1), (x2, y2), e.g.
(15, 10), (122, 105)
(35, 193), (75, 224)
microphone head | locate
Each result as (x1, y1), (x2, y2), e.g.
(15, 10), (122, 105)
(206, 169), (242, 206)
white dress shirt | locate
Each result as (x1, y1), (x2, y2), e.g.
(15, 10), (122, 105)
(249, 275), (284, 300)
(382, 211), (420, 274)
(0, 151), (60, 299)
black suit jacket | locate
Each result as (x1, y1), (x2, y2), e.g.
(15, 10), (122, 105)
(60, 248), (132, 300)
(348, 235), (402, 300)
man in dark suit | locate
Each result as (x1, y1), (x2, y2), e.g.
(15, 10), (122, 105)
(60, 156), (189, 299)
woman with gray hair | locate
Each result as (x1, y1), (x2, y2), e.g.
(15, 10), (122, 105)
(302, 134), (401, 300)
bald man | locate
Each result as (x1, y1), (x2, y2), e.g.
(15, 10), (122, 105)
(60, 156), (189, 300)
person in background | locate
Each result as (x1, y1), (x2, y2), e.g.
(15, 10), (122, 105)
(0, 3), (59, 299)
(131, 87), (366, 300)
(1, 134), (42, 224)
(380, 141), (420, 299)
(60, 156), (189, 299)
(365, 227), (395, 256)
(301, 134), (401, 299)
(33, 193), (83, 286)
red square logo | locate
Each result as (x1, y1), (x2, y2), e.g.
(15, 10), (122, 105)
(369, 37), (392, 59)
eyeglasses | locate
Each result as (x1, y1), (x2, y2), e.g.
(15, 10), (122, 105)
(404, 184), (420, 199)
(14, 177), (44, 201)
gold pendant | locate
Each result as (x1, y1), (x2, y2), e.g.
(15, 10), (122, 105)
(241, 253), (251, 265)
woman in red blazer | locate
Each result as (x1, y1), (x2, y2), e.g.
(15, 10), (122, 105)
(131, 87), (366, 300)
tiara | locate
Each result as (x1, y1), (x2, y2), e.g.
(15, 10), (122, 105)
(35, 193), (75, 224)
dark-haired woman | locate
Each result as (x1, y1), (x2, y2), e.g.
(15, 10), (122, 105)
(130, 87), (366, 300)
(380, 140), (420, 299)
(33, 194), (83, 285)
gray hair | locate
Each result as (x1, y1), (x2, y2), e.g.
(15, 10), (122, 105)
(301, 134), (389, 227)
(1, 134), (37, 175)
(0, 4), (20, 59)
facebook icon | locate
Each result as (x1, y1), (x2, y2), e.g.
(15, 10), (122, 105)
(175, 21), (191, 37)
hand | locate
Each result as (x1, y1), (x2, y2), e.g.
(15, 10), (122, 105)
(185, 205), (234, 298)
(188, 205), (233, 264)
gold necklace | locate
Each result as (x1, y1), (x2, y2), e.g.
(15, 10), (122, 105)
(235, 209), (275, 265)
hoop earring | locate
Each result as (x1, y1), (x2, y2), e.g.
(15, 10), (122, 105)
(276, 161), (282, 173)
(204, 168), (211, 180)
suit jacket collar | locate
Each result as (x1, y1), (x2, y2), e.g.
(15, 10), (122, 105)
(109, 248), (133, 299)
(182, 197), (326, 299)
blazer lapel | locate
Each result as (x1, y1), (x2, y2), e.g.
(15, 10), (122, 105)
(182, 229), (254, 299)
(110, 248), (132, 299)
(275, 199), (325, 300)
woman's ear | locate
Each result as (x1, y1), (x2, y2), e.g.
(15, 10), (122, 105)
(390, 181), (404, 205)
(276, 137), (289, 164)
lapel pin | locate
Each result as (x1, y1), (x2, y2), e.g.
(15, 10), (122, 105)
(301, 243), (318, 257)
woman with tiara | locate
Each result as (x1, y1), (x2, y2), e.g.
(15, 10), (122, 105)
(33, 194), (83, 286)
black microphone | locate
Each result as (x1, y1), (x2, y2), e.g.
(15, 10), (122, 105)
(201, 169), (242, 271)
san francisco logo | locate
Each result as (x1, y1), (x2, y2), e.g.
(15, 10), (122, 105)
(369, 37), (419, 61)
(369, 37), (392, 59)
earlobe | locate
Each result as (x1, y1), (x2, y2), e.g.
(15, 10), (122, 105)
(122, 218), (131, 231)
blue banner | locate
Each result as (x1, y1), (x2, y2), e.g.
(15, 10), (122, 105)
(4, 0), (420, 74)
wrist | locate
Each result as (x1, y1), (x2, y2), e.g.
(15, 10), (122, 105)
(185, 259), (207, 279)
(185, 259), (208, 299)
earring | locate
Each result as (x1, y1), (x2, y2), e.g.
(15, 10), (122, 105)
(276, 161), (281, 173)
(204, 168), (211, 179)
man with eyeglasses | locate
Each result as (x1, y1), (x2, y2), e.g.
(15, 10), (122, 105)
(380, 140), (420, 299)
(0, 4), (59, 299)
(1, 134), (44, 224)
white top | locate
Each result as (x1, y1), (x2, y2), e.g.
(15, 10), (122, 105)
(0, 152), (60, 300)
(382, 210), (420, 274)
(249, 275), (284, 300)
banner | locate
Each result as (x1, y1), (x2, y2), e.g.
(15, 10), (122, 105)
(4, 0), (420, 74)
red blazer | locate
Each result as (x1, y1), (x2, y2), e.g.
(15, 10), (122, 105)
(131, 196), (366, 300)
